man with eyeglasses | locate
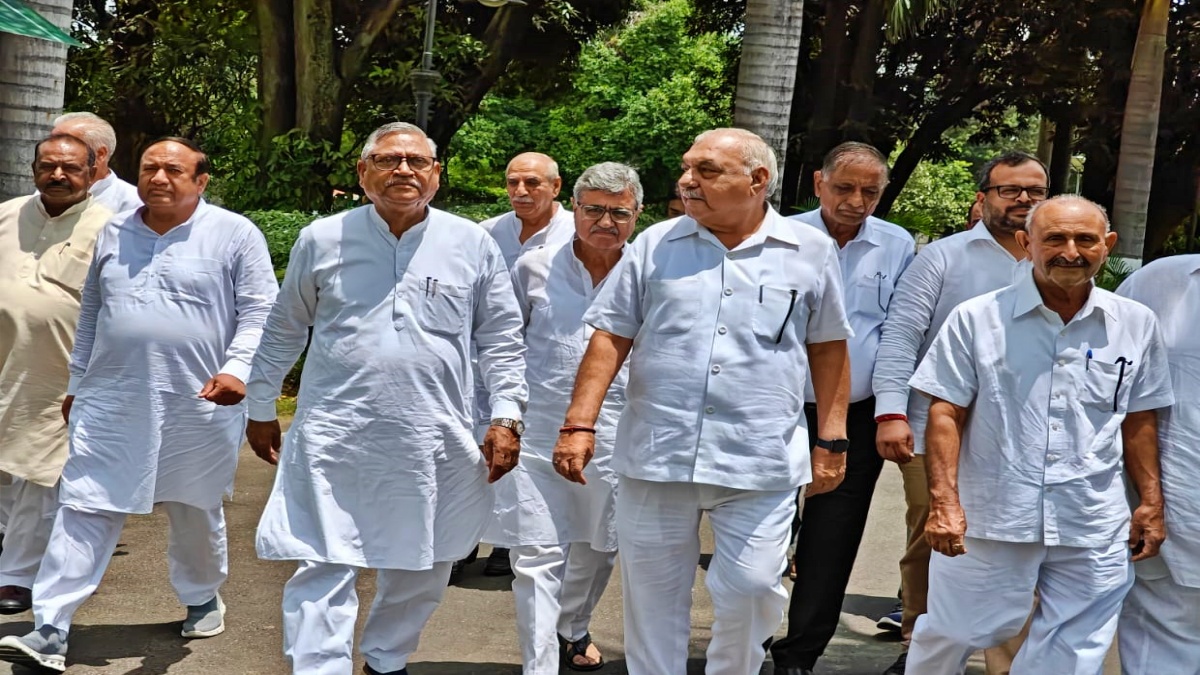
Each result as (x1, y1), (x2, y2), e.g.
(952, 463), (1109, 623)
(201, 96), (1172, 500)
(245, 122), (527, 675)
(906, 195), (1171, 674)
(872, 151), (1045, 675)
(770, 142), (915, 675)
(484, 162), (642, 674)
(553, 128), (852, 675)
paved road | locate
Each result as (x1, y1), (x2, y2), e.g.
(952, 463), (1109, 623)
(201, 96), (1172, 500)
(1, 446), (1119, 674)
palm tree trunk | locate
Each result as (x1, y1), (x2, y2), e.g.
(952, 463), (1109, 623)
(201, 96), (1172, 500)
(1112, 0), (1170, 264)
(733, 0), (805, 207)
(0, 0), (72, 201)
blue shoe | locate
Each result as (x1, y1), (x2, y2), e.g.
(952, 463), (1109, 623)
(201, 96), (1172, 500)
(876, 600), (903, 633)
(0, 626), (68, 672)
(181, 593), (226, 638)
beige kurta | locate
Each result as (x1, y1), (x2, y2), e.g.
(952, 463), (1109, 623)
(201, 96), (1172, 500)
(0, 195), (112, 486)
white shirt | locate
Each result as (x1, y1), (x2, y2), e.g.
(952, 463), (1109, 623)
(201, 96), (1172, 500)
(63, 201), (278, 512)
(791, 209), (915, 402)
(478, 205), (575, 268)
(584, 208), (853, 492)
(1117, 254), (1200, 586)
(910, 270), (1174, 547)
(247, 205), (527, 569)
(90, 171), (142, 215)
(873, 222), (1028, 452)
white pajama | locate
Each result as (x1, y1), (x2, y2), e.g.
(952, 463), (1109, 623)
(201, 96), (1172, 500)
(31, 501), (227, 631)
(282, 560), (452, 675)
(617, 477), (794, 675)
(510, 543), (617, 674)
(1118, 556), (1200, 675)
(908, 537), (1132, 675)
(0, 475), (57, 587)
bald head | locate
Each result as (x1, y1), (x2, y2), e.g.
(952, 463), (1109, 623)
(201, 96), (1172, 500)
(1016, 195), (1117, 292)
(506, 152), (562, 225)
(1026, 195), (1110, 234)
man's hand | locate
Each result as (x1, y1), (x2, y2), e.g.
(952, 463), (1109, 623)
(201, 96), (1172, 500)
(876, 419), (914, 464)
(552, 432), (595, 485)
(1129, 501), (1166, 562)
(482, 426), (520, 483)
(247, 419), (282, 465)
(926, 499), (968, 557)
(61, 395), (75, 424)
(807, 447), (846, 496)
(198, 374), (246, 406)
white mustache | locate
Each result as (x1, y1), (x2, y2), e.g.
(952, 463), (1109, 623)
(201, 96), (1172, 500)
(386, 179), (421, 188)
(682, 190), (703, 200)
(590, 225), (619, 236)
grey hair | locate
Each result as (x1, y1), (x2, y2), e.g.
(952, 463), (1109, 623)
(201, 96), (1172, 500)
(821, 141), (890, 181)
(360, 122), (437, 160)
(1025, 194), (1111, 233)
(573, 162), (644, 207)
(53, 112), (117, 154)
(693, 128), (780, 199)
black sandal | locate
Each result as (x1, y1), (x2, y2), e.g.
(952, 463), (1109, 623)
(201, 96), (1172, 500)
(559, 632), (604, 672)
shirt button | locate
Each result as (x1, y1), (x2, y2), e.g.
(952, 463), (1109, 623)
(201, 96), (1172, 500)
(705, 406), (715, 414)
(711, 365), (721, 374)
(1051, 423), (1061, 431)
(723, 288), (733, 296)
(1057, 359), (1067, 366)
(717, 326), (727, 335)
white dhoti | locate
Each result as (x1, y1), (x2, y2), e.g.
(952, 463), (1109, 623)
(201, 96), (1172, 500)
(31, 501), (227, 631)
(908, 537), (1132, 675)
(0, 474), (57, 588)
(1118, 555), (1200, 675)
(616, 476), (794, 675)
(282, 560), (452, 674)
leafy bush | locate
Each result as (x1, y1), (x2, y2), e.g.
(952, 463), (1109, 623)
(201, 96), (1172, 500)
(1096, 256), (1134, 291)
(890, 159), (977, 238)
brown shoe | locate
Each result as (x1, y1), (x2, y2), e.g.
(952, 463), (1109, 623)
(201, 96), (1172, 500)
(0, 585), (31, 615)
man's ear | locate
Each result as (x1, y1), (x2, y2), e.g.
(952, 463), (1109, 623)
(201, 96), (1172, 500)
(813, 170), (824, 195)
(751, 166), (770, 194)
(196, 172), (210, 194)
(1014, 229), (1031, 255)
(1104, 230), (1119, 252)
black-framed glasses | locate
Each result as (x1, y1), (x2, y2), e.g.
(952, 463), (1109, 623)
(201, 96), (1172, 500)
(578, 204), (637, 224)
(981, 185), (1050, 200)
(368, 154), (436, 172)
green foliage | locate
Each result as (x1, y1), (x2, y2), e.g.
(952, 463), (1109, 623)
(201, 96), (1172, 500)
(1096, 255), (1134, 292)
(245, 210), (320, 273)
(890, 158), (978, 238)
(214, 130), (363, 213)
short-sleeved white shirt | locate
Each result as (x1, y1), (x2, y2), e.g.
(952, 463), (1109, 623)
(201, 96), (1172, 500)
(478, 205), (575, 268)
(584, 207), (853, 492)
(1117, 254), (1200, 586)
(790, 209), (915, 402)
(910, 270), (1175, 547)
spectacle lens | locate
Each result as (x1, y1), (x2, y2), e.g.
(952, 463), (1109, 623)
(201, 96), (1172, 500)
(580, 204), (635, 223)
(370, 155), (434, 172)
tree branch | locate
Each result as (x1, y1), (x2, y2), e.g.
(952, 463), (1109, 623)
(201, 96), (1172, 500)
(340, 0), (407, 83)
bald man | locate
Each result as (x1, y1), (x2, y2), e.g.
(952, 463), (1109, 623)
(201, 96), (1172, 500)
(905, 196), (1173, 674)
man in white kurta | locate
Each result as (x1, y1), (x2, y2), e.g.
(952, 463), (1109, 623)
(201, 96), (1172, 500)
(245, 122), (526, 675)
(871, 152), (1043, 673)
(0, 138), (278, 673)
(554, 129), (853, 675)
(51, 112), (142, 214)
(1116, 254), (1200, 675)
(0, 135), (112, 616)
(906, 196), (1174, 675)
(484, 162), (641, 673)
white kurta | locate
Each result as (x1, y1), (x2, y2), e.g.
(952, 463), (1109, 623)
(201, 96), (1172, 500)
(248, 205), (527, 571)
(478, 206), (576, 268)
(485, 241), (627, 551)
(63, 201), (278, 513)
(89, 172), (142, 215)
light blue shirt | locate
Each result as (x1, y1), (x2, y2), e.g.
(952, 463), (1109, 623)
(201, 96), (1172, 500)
(90, 171), (142, 215)
(910, 270), (1174, 547)
(584, 207), (853, 492)
(791, 209), (915, 402)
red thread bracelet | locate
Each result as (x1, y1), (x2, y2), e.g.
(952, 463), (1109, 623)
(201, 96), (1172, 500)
(874, 413), (908, 423)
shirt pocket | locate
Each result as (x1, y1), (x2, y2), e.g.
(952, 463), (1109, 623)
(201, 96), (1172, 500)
(645, 279), (702, 334)
(411, 278), (470, 336)
(159, 257), (226, 301)
(40, 247), (92, 293)
(1080, 359), (1136, 413)
(852, 272), (892, 319)
(752, 284), (801, 344)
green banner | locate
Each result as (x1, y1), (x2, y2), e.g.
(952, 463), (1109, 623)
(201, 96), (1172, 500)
(0, 0), (81, 46)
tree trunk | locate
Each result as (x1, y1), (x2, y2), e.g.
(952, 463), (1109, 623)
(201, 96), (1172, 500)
(733, 0), (805, 207)
(1111, 0), (1169, 264)
(797, 0), (852, 201)
(0, 0), (72, 201)
(255, 0), (296, 148)
(109, 0), (166, 177)
(842, 0), (887, 141)
(1048, 112), (1073, 195)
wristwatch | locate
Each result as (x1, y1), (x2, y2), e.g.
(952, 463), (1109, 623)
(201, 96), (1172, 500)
(491, 418), (525, 437)
(816, 437), (850, 454)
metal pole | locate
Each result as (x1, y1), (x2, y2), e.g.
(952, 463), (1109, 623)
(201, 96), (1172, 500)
(413, 0), (440, 131)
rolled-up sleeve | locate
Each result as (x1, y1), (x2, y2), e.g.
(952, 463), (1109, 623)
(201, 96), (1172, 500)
(908, 305), (978, 408)
(473, 239), (527, 421)
(873, 248), (945, 416)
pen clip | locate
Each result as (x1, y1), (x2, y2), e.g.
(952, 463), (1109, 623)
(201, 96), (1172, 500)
(1112, 356), (1132, 412)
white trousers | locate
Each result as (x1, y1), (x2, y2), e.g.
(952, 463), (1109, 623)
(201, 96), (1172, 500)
(510, 543), (617, 675)
(617, 477), (794, 675)
(1118, 557), (1200, 675)
(908, 537), (1132, 675)
(282, 560), (452, 675)
(0, 476), (57, 588)
(32, 502), (227, 631)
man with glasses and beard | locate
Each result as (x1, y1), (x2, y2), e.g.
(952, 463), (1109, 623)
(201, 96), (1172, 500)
(871, 151), (1047, 674)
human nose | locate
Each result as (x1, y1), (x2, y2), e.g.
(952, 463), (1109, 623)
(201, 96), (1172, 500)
(1014, 188), (1035, 204)
(392, 158), (416, 175)
(150, 168), (169, 184)
(50, 166), (67, 181)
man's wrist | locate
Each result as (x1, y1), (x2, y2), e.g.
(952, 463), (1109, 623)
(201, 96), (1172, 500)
(875, 413), (908, 423)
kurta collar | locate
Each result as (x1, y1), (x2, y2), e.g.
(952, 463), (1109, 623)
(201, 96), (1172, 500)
(33, 194), (94, 221)
(1011, 267), (1118, 323)
(368, 204), (430, 242)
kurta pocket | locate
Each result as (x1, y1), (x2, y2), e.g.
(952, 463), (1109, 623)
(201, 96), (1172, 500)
(412, 279), (469, 335)
(40, 247), (92, 293)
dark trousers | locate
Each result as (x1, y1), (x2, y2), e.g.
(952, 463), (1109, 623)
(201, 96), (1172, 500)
(770, 397), (885, 670)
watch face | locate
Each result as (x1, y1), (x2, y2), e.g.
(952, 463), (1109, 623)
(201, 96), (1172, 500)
(832, 439), (850, 453)
(516, 420), (526, 435)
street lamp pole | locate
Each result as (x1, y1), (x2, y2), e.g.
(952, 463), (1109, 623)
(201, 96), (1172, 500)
(411, 0), (441, 131)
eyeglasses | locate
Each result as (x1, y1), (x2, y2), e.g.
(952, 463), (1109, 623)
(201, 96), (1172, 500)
(578, 204), (637, 224)
(981, 185), (1050, 200)
(368, 154), (436, 172)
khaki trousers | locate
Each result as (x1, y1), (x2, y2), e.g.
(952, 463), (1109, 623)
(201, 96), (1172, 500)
(899, 456), (1028, 673)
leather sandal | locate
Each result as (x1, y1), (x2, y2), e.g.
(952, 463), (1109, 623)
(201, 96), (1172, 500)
(559, 632), (604, 672)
